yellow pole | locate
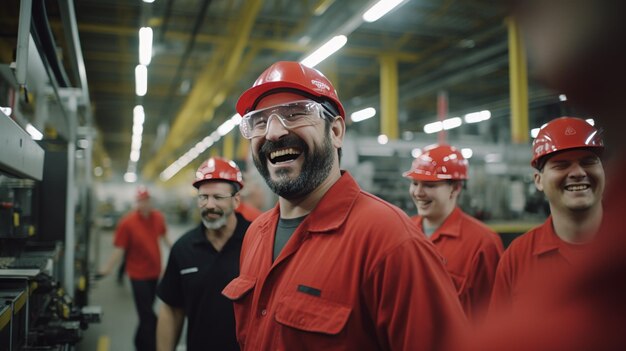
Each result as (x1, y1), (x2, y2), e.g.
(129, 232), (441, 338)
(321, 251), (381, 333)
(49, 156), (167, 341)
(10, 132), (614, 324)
(507, 17), (529, 144)
(379, 55), (399, 139)
(223, 132), (235, 160)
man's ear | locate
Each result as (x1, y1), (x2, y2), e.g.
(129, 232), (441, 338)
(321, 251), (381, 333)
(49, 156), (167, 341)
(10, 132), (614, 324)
(534, 171), (544, 192)
(330, 116), (345, 149)
(450, 181), (462, 199)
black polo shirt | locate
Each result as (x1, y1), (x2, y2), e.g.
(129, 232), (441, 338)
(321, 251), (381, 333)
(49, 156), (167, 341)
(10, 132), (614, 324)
(157, 212), (250, 351)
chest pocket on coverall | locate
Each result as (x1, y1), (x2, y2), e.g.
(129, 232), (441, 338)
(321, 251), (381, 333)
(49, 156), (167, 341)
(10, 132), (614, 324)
(275, 294), (351, 335)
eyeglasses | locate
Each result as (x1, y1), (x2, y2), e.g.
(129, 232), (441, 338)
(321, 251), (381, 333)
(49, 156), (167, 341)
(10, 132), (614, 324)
(239, 100), (333, 139)
(197, 193), (236, 204)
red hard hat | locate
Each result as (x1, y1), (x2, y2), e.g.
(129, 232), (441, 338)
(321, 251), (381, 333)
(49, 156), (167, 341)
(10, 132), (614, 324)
(531, 116), (604, 169)
(136, 186), (150, 200)
(193, 157), (244, 189)
(403, 144), (469, 181)
(236, 61), (345, 118)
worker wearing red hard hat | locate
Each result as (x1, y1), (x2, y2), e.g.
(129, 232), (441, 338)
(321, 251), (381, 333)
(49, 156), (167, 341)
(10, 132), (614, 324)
(446, 1), (626, 350)
(403, 144), (503, 321)
(99, 185), (170, 351)
(222, 61), (465, 351)
(489, 116), (605, 312)
(156, 157), (252, 351)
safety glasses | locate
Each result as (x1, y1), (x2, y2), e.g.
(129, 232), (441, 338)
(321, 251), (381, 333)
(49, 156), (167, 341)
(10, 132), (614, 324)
(239, 100), (333, 139)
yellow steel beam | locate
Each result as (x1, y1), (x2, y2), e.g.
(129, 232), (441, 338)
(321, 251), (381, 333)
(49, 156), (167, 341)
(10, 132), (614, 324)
(313, 0), (337, 15)
(507, 17), (529, 144)
(55, 21), (421, 62)
(222, 132), (235, 160)
(237, 136), (249, 161)
(144, 0), (263, 180)
(379, 55), (399, 140)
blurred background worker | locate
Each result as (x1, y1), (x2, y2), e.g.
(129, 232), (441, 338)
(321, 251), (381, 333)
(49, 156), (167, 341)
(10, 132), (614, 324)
(489, 117), (605, 312)
(99, 186), (171, 351)
(403, 144), (503, 321)
(447, 1), (626, 350)
(222, 61), (465, 351)
(156, 157), (251, 351)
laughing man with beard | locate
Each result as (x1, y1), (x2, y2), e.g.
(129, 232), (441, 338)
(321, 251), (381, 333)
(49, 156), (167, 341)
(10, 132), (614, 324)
(489, 117), (605, 312)
(222, 61), (466, 351)
(156, 157), (251, 351)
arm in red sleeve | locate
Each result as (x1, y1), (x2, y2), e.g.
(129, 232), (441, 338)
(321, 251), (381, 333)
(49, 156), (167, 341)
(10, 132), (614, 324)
(363, 238), (467, 351)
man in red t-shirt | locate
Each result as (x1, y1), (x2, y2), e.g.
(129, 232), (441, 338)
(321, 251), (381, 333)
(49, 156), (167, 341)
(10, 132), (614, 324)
(403, 143), (503, 321)
(100, 186), (171, 351)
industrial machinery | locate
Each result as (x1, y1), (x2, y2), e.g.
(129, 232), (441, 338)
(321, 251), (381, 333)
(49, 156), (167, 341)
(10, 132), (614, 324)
(0, 0), (101, 349)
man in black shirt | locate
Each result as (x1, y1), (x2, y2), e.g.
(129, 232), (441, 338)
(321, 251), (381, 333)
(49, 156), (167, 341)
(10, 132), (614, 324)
(156, 157), (251, 351)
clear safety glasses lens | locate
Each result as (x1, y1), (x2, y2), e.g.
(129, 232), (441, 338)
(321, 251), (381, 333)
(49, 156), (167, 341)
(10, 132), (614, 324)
(239, 100), (329, 139)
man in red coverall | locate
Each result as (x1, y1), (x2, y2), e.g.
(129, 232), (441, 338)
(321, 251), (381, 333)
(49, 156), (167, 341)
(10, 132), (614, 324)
(448, 1), (626, 350)
(100, 186), (171, 351)
(222, 61), (466, 351)
(489, 117), (605, 312)
(403, 143), (503, 321)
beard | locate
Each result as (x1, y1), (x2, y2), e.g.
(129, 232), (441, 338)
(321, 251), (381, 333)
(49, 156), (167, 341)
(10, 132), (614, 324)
(253, 129), (335, 200)
(201, 208), (228, 230)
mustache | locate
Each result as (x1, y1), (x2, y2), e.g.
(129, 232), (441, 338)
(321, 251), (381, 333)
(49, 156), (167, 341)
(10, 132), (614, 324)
(201, 208), (224, 216)
(259, 134), (307, 157)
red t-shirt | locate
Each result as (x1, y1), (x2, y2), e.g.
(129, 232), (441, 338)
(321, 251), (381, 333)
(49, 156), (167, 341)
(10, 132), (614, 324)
(223, 172), (466, 351)
(413, 207), (503, 321)
(114, 209), (167, 279)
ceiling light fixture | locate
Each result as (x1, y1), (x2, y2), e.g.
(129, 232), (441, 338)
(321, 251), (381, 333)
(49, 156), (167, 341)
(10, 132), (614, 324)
(464, 110), (491, 123)
(135, 65), (148, 96)
(300, 35), (347, 68)
(139, 27), (153, 66)
(160, 114), (242, 182)
(442, 117), (462, 130)
(363, 0), (406, 23)
(461, 148), (473, 159)
(424, 121), (443, 134)
(530, 127), (540, 138)
(351, 107), (376, 122)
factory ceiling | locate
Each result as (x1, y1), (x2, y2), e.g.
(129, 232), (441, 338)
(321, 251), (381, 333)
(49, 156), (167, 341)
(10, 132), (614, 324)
(1, 0), (565, 183)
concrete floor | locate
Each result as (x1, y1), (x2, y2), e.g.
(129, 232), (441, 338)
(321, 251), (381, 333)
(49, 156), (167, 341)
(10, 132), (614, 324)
(77, 222), (190, 351)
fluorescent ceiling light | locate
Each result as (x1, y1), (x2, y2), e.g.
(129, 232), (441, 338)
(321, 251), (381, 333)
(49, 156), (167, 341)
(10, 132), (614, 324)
(464, 110), (491, 123)
(424, 121), (443, 134)
(351, 107), (376, 122)
(442, 117), (462, 130)
(586, 118), (595, 126)
(139, 27), (153, 65)
(135, 65), (148, 96)
(377, 134), (389, 145)
(142, 0), (155, 3)
(300, 35), (347, 68)
(217, 114), (242, 136)
(461, 148), (473, 159)
(559, 94), (567, 101)
(26, 123), (43, 140)
(0, 106), (12, 116)
(124, 172), (137, 183)
(363, 0), (405, 23)
(530, 128), (540, 138)
(133, 105), (145, 124)
(130, 150), (140, 162)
